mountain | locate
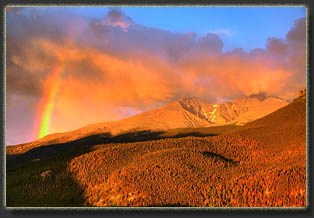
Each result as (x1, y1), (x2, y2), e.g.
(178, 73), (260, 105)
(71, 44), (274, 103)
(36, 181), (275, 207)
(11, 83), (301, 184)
(6, 95), (288, 156)
(64, 88), (305, 207)
(179, 95), (288, 126)
(6, 89), (306, 207)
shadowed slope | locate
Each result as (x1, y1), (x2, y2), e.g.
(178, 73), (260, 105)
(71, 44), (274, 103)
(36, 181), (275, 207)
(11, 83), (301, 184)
(7, 124), (238, 166)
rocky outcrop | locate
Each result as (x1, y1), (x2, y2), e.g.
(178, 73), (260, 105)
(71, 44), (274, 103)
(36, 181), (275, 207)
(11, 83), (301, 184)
(297, 88), (306, 98)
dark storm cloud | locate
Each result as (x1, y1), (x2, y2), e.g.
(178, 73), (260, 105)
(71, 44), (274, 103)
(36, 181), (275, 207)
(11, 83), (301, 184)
(6, 8), (89, 102)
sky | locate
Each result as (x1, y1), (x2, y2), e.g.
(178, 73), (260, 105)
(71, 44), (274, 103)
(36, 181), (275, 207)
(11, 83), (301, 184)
(6, 6), (306, 145)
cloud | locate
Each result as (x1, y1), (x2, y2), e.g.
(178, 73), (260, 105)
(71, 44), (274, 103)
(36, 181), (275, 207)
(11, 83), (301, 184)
(91, 8), (134, 32)
(87, 17), (197, 62)
(178, 17), (306, 101)
(208, 28), (238, 37)
(263, 18), (306, 98)
(6, 8), (306, 144)
(192, 33), (223, 54)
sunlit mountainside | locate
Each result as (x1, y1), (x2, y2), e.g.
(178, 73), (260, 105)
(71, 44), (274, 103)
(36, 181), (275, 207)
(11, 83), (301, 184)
(6, 94), (288, 157)
(6, 89), (306, 207)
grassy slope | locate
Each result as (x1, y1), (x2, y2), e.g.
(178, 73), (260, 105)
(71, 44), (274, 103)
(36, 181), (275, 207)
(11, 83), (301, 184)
(226, 94), (306, 150)
(6, 125), (236, 207)
(6, 96), (306, 207)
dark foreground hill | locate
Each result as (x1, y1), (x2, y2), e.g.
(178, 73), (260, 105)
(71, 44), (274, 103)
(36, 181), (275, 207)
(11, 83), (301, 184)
(6, 93), (306, 207)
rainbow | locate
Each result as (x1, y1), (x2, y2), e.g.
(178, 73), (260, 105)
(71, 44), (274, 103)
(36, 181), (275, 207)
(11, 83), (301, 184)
(34, 65), (65, 139)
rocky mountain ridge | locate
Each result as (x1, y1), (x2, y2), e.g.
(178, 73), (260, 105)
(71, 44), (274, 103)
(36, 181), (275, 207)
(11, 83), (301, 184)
(7, 91), (301, 156)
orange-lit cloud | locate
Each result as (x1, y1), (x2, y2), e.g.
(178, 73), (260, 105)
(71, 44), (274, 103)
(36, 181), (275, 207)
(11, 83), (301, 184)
(6, 8), (306, 144)
(16, 39), (177, 134)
